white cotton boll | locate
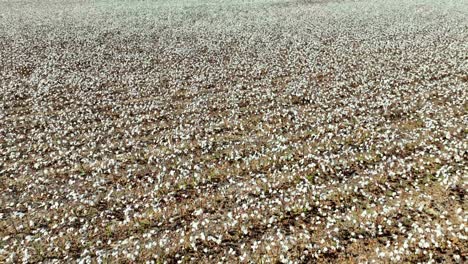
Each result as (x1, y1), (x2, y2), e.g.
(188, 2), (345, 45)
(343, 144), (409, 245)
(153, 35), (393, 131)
(241, 226), (248, 235)
(193, 209), (203, 216)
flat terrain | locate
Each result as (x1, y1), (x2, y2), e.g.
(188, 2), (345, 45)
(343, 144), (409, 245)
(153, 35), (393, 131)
(0, 0), (467, 262)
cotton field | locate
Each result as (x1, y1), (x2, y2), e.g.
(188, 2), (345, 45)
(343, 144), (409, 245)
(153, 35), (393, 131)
(0, 0), (467, 263)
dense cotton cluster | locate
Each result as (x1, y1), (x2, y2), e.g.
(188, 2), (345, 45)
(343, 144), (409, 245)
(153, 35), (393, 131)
(0, 0), (467, 263)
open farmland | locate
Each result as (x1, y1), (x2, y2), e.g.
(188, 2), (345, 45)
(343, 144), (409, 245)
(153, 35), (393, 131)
(1, 0), (467, 262)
